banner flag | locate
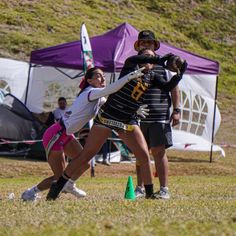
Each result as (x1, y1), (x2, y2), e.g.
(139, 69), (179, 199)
(81, 23), (94, 71)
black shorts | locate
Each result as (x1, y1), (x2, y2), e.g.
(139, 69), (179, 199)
(140, 122), (173, 149)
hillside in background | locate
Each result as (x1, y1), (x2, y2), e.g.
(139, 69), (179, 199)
(0, 0), (235, 95)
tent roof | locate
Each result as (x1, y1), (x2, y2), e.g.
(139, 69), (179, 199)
(30, 23), (219, 74)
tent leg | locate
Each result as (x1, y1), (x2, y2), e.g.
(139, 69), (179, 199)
(24, 63), (32, 106)
(210, 75), (219, 163)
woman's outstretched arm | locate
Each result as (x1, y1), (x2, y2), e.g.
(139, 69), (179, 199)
(88, 67), (144, 101)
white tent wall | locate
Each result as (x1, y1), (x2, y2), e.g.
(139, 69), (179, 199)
(176, 74), (221, 141)
(170, 74), (224, 156)
(26, 66), (117, 113)
(180, 74), (217, 99)
(26, 66), (83, 113)
(0, 58), (29, 102)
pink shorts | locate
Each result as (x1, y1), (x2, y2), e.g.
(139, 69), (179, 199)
(43, 122), (74, 152)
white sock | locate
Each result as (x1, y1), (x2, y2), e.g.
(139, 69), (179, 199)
(68, 179), (74, 185)
(160, 186), (169, 191)
(31, 186), (40, 193)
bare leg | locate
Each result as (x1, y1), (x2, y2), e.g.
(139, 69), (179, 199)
(36, 138), (83, 191)
(118, 126), (153, 185)
(37, 176), (55, 191)
(48, 151), (66, 179)
(136, 164), (143, 187)
(64, 138), (83, 160)
(66, 125), (111, 180)
(35, 151), (65, 191)
(151, 145), (168, 188)
(21, 150), (67, 201)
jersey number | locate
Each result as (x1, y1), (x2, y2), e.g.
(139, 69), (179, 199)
(131, 81), (147, 101)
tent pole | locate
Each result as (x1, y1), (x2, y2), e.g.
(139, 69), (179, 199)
(210, 75), (219, 163)
(24, 63), (32, 106)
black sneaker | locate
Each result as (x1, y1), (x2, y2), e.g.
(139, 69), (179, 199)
(146, 192), (162, 199)
(46, 182), (63, 201)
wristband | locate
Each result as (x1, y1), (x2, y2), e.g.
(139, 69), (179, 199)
(173, 108), (180, 113)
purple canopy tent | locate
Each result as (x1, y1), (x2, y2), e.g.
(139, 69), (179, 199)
(30, 22), (219, 74)
(26, 22), (220, 162)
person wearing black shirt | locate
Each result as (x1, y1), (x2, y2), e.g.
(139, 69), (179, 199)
(134, 30), (183, 199)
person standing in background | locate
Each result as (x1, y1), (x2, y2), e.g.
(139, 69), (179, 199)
(53, 97), (68, 121)
(134, 30), (181, 199)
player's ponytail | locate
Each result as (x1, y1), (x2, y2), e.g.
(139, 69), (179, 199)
(78, 67), (99, 96)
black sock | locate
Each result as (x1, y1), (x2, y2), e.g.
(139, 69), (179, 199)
(57, 176), (68, 190)
(144, 184), (154, 198)
(47, 176), (69, 200)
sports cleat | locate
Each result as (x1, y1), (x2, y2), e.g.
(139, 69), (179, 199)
(46, 182), (63, 201)
(62, 181), (86, 198)
(135, 186), (145, 198)
(146, 192), (160, 199)
(21, 189), (40, 201)
(156, 186), (170, 199)
(147, 187), (170, 200)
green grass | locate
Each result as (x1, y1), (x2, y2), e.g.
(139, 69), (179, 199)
(0, 154), (236, 236)
(0, 0), (235, 94)
(0, 2), (236, 234)
(0, 176), (236, 235)
(0, 176), (235, 236)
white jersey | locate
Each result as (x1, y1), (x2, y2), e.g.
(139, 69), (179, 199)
(53, 108), (67, 121)
(63, 86), (105, 135)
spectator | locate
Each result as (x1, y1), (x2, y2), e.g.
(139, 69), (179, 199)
(134, 30), (181, 199)
(102, 141), (111, 166)
(53, 97), (67, 121)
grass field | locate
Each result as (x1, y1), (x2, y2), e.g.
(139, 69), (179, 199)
(0, 150), (236, 236)
(0, 1), (236, 235)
